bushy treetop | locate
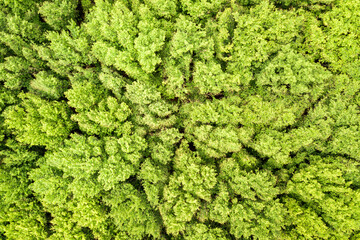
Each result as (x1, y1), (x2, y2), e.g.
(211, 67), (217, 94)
(1, 0), (359, 239)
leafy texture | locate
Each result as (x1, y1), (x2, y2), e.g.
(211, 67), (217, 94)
(1, 0), (360, 239)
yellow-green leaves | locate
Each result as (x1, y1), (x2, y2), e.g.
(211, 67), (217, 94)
(104, 183), (162, 239)
(134, 29), (166, 73)
(30, 71), (69, 99)
(3, 93), (74, 148)
(2, 0), (360, 239)
(285, 156), (360, 239)
(38, 0), (78, 30)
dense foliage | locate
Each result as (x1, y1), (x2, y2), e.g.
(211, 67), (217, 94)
(1, 0), (360, 239)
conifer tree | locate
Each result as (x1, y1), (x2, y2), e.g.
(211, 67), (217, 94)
(0, 0), (359, 239)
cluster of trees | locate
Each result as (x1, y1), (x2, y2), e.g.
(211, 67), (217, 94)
(1, 0), (359, 239)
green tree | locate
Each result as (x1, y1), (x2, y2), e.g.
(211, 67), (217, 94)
(30, 71), (69, 99)
(3, 92), (74, 149)
(0, 140), (49, 239)
(284, 155), (360, 239)
(0, 0), (360, 239)
(220, 158), (287, 240)
(39, 0), (78, 30)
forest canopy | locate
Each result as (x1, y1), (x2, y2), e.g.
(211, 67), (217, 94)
(1, 0), (360, 239)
